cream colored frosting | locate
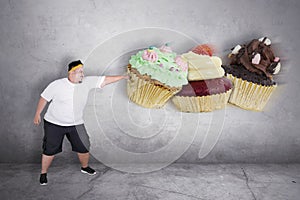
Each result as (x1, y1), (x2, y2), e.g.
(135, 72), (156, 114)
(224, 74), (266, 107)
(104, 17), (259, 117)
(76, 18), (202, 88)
(181, 51), (225, 81)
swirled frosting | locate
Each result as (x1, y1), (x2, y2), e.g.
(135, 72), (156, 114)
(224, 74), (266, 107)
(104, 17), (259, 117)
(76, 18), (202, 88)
(229, 37), (281, 79)
(129, 46), (188, 87)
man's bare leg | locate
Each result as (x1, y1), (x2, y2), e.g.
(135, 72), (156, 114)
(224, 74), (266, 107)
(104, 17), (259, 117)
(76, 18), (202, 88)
(41, 154), (54, 174)
(77, 152), (89, 168)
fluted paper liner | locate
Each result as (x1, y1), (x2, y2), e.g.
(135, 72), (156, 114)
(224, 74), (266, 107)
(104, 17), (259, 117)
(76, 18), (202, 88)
(127, 66), (180, 108)
(227, 74), (277, 111)
(172, 89), (232, 112)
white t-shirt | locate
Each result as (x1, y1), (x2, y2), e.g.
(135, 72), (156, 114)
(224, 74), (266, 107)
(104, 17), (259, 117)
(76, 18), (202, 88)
(41, 76), (105, 126)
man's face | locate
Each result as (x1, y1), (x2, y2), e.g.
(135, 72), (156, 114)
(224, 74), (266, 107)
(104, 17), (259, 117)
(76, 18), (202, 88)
(72, 66), (84, 83)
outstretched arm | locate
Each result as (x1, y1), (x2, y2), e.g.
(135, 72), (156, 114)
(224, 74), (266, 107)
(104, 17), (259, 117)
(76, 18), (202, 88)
(100, 75), (129, 88)
(33, 97), (48, 125)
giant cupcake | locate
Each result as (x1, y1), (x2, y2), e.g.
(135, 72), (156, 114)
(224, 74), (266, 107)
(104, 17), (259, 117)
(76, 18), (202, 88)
(222, 37), (281, 111)
(172, 45), (232, 112)
(127, 45), (188, 108)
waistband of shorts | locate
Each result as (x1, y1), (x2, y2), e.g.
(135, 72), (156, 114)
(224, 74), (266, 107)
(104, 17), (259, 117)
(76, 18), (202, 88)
(43, 119), (81, 128)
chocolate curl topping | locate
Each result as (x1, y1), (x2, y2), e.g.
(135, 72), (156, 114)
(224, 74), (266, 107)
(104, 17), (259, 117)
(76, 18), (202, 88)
(229, 38), (278, 79)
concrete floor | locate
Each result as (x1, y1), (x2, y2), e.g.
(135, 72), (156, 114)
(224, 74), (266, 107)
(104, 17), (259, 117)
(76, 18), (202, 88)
(0, 163), (299, 200)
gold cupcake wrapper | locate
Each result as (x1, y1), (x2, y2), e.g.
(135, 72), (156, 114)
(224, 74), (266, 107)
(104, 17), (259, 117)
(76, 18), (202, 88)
(227, 74), (277, 111)
(172, 89), (232, 112)
(127, 67), (180, 108)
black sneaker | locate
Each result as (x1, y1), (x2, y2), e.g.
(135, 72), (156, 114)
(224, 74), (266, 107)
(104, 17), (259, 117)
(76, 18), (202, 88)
(81, 166), (96, 175)
(40, 173), (47, 185)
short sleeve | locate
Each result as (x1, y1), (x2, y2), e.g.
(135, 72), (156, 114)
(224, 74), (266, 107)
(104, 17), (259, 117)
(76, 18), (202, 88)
(41, 81), (56, 102)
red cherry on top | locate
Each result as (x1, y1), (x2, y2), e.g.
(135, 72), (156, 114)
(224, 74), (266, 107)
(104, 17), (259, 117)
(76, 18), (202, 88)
(191, 44), (214, 56)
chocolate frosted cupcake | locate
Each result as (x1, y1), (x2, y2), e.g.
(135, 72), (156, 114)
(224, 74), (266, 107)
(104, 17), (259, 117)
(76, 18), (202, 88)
(172, 46), (232, 112)
(222, 37), (281, 111)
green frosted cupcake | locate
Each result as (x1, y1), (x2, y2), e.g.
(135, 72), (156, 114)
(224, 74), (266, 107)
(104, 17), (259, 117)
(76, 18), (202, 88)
(127, 46), (188, 108)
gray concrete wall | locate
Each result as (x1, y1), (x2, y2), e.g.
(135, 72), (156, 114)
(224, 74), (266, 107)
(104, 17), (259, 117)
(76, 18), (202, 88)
(0, 0), (299, 164)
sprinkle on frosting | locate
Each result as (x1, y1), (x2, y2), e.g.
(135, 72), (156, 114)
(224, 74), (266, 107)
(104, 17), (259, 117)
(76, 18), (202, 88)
(142, 49), (158, 62)
(259, 37), (271, 45)
(231, 45), (242, 55)
(175, 56), (188, 71)
(251, 53), (261, 65)
(159, 43), (173, 53)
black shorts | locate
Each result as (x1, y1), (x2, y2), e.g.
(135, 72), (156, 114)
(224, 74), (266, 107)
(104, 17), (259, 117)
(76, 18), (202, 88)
(42, 120), (90, 156)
